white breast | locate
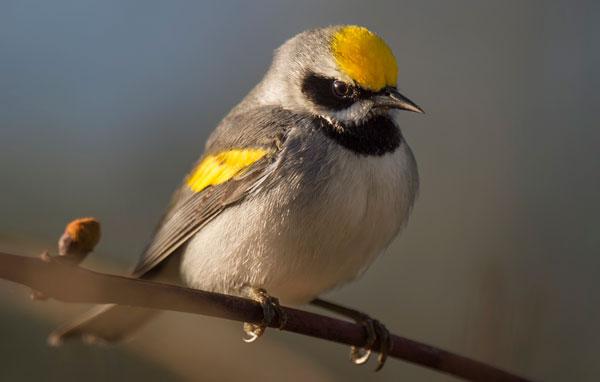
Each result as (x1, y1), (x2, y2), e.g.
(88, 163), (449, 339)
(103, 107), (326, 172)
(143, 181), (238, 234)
(181, 135), (418, 305)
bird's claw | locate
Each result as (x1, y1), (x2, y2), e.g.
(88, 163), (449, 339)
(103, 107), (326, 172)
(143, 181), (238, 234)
(242, 322), (265, 343)
(350, 317), (391, 371)
(242, 288), (286, 343)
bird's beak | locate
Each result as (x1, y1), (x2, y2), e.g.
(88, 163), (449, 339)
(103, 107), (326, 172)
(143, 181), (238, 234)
(373, 87), (424, 114)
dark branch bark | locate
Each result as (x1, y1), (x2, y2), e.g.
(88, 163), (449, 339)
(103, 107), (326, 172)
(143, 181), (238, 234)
(0, 251), (531, 382)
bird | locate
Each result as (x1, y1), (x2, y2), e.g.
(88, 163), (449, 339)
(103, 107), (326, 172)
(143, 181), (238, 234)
(50, 25), (423, 370)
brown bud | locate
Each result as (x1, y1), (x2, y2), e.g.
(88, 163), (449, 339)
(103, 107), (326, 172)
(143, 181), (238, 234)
(57, 217), (101, 264)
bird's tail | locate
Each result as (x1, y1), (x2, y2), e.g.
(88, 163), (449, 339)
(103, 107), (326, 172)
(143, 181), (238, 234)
(48, 304), (159, 346)
(49, 244), (182, 345)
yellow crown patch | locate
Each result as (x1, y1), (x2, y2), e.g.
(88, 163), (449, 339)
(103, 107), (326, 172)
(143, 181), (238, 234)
(331, 26), (398, 91)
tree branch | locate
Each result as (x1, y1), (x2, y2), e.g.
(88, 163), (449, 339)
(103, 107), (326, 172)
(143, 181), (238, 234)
(0, 250), (531, 382)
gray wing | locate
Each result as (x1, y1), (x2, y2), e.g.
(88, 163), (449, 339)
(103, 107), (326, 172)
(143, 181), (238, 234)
(131, 106), (301, 278)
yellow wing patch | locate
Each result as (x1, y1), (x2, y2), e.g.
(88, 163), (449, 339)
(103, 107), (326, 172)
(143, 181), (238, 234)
(186, 148), (269, 193)
(331, 26), (398, 91)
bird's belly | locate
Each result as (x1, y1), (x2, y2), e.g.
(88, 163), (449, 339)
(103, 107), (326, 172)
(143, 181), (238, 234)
(180, 145), (417, 304)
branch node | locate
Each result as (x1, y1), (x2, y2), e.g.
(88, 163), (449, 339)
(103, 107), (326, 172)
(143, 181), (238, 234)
(57, 217), (101, 265)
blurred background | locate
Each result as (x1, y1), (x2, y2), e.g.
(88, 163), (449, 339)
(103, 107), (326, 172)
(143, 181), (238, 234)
(1, 1), (599, 381)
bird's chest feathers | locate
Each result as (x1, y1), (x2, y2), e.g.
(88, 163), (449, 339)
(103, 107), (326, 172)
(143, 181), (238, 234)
(313, 148), (407, 251)
(265, 144), (414, 302)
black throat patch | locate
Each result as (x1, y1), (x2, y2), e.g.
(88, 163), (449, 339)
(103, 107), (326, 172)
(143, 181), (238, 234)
(315, 114), (402, 156)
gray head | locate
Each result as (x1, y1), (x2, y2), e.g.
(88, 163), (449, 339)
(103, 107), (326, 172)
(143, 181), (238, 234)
(252, 25), (423, 126)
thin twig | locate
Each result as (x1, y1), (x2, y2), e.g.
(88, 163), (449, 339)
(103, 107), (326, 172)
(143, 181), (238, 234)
(0, 250), (531, 382)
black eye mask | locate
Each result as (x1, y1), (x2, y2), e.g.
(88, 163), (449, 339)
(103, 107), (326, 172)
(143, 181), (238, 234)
(301, 72), (374, 111)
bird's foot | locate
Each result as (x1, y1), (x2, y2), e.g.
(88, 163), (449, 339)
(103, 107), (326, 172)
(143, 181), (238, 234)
(350, 315), (391, 371)
(310, 298), (391, 371)
(242, 287), (286, 343)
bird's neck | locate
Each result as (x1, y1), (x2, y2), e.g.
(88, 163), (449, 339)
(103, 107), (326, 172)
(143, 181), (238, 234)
(315, 114), (402, 156)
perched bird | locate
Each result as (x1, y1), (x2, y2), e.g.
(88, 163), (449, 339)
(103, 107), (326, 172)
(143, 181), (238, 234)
(50, 25), (423, 369)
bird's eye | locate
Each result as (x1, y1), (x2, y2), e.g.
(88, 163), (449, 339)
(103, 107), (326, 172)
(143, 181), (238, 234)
(332, 80), (351, 98)
(301, 73), (356, 110)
